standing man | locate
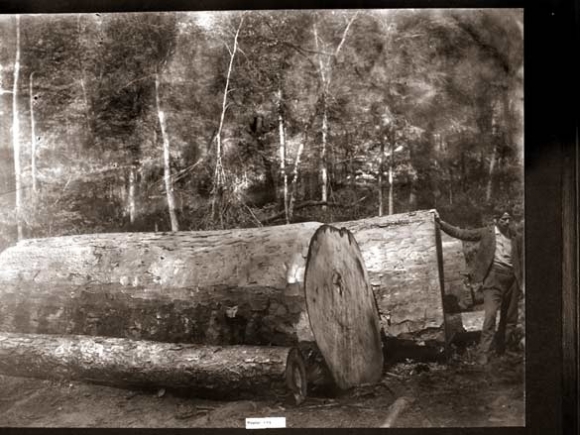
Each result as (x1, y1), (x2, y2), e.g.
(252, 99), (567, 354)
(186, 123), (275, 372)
(434, 209), (523, 365)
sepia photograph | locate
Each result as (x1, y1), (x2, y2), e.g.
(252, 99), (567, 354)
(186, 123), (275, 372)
(0, 8), (527, 428)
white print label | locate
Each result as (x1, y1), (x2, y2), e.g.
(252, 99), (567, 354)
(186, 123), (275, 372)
(245, 417), (286, 429)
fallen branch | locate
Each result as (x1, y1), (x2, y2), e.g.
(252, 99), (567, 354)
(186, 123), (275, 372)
(262, 197), (367, 224)
(384, 372), (404, 380)
(302, 402), (342, 409)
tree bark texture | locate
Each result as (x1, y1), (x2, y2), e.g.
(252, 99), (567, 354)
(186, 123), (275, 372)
(0, 223), (322, 346)
(0, 332), (307, 404)
(335, 210), (470, 339)
(0, 222), (381, 390)
(0, 212), (472, 343)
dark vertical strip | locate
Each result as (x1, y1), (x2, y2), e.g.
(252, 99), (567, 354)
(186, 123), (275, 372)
(525, 0), (572, 432)
(563, 0), (580, 431)
(562, 130), (578, 435)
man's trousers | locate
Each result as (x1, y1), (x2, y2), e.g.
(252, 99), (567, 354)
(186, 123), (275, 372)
(479, 263), (520, 355)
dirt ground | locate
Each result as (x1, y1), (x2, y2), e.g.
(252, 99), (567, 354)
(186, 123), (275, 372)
(0, 347), (524, 428)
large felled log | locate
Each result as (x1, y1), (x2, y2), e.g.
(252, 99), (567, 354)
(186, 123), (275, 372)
(0, 332), (307, 404)
(0, 223), (381, 390)
(0, 212), (470, 342)
(0, 223), (321, 345)
(336, 210), (468, 340)
(0, 210), (470, 352)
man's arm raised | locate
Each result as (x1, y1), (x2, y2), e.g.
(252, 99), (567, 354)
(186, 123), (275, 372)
(430, 209), (485, 242)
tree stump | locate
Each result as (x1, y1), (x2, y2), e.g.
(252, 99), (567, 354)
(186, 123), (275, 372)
(0, 332), (307, 404)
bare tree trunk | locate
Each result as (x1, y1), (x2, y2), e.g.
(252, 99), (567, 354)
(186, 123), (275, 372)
(313, 24), (328, 212)
(449, 183), (453, 205)
(212, 14), (244, 220)
(448, 167), (454, 205)
(388, 140), (395, 215)
(128, 165), (136, 224)
(312, 15), (357, 213)
(388, 162), (394, 215)
(29, 71), (37, 196)
(378, 141), (384, 216)
(288, 140), (305, 221)
(409, 189), (417, 210)
(12, 16), (22, 241)
(154, 72), (179, 232)
(320, 102), (329, 211)
(313, 23), (326, 84)
(277, 89), (289, 224)
(486, 143), (497, 203)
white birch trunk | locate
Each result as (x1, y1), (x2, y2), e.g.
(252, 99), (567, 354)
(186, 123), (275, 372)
(409, 189), (417, 209)
(12, 16), (22, 241)
(320, 105), (328, 210)
(128, 166), (136, 224)
(155, 73), (179, 232)
(29, 71), (37, 196)
(388, 163), (394, 216)
(212, 14), (244, 219)
(313, 23), (326, 84)
(313, 24), (328, 211)
(378, 141), (384, 217)
(288, 141), (305, 221)
(277, 89), (289, 224)
(313, 15), (357, 213)
(486, 144), (497, 203)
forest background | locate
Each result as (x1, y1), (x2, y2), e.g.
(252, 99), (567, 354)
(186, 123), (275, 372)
(0, 9), (524, 251)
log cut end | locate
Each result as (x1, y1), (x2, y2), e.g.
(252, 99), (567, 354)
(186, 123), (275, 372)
(304, 225), (383, 390)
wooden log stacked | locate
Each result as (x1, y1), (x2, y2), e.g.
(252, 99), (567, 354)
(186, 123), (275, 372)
(0, 222), (383, 400)
(0, 223), (320, 345)
(0, 210), (475, 398)
(338, 211), (445, 337)
(0, 332), (306, 404)
(337, 211), (478, 342)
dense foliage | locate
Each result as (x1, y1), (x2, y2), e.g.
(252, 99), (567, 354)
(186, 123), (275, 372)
(0, 9), (523, 250)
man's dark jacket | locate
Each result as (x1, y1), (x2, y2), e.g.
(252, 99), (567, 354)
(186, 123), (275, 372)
(438, 220), (523, 286)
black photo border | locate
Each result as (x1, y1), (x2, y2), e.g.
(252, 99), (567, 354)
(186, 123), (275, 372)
(0, 0), (576, 434)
